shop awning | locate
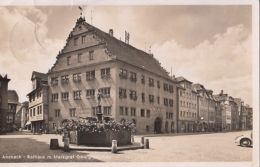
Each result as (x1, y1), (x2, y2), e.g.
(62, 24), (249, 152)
(25, 121), (31, 126)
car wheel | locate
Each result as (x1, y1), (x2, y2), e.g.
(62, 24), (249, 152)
(240, 138), (251, 147)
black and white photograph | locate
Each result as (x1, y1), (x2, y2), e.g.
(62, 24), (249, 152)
(0, 0), (259, 166)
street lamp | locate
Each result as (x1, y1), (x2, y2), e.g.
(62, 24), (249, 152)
(200, 117), (205, 132)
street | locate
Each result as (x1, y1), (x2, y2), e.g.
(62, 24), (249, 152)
(0, 130), (252, 162)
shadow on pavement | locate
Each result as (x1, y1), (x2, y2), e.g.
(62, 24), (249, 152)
(0, 137), (103, 162)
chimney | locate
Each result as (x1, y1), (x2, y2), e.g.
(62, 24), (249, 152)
(220, 90), (223, 95)
(109, 29), (113, 36)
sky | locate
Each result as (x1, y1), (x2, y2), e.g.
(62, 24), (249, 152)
(0, 5), (253, 106)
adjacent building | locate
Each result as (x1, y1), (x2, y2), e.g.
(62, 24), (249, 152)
(7, 90), (19, 131)
(193, 84), (210, 131)
(176, 77), (198, 133)
(15, 101), (29, 129)
(0, 74), (10, 133)
(214, 91), (232, 131)
(27, 71), (48, 133)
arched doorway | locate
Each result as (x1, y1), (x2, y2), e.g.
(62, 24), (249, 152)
(165, 121), (169, 133)
(154, 117), (162, 134)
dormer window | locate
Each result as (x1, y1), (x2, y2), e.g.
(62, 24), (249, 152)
(78, 26), (82, 31)
(89, 50), (94, 60)
(74, 37), (78, 46)
(67, 56), (71, 65)
(82, 35), (86, 44)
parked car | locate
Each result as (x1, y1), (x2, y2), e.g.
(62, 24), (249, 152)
(234, 132), (253, 147)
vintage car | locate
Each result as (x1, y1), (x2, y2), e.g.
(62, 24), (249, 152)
(234, 132), (253, 147)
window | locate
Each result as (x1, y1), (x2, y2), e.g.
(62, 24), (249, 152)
(30, 109), (32, 117)
(103, 106), (112, 116)
(101, 68), (110, 79)
(53, 123), (56, 129)
(73, 73), (81, 82)
(52, 93), (59, 102)
(69, 108), (76, 117)
(78, 26), (82, 31)
(146, 110), (150, 118)
(73, 90), (81, 100)
(89, 50), (94, 60)
(86, 70), (95, 80)
(164, 98), (169, 106)
(61, 92), (69, 101)
(55, 109), (60, 117)
(33, 108), (35, 116)
(141, 75), (145, 84)
(130, 107), (136, 116)
(86, 89), (95, 98)
(149, 95), (154, 103)
(99, 87), (110, 97)
(67, 56), (71, 65)
(142, 93), (145, 103)
(39, 105), (42, 114)
(164, 83), (169, 91)
(74, 37), (78, 46)
(37, 106), (40, 115)
(61, 75), (69, 84)
(141, 109), (145, 117)
(130, 72), (137, 82)
(146, 125), (150, 132)
(125, 107), (128, 116)
(51, 77), (58, 86)
(157, 81), (160, 88)
(119, 106), (124, 115)
(119, 88), (127, 98)
(167, 112), (173, 119)
(119, 68), (128, 79)
(169, 85), (174, 93)
(82, 35), (86, 44)
(77, 53), (82, 63)
(169, 99), (173, 107)
(129, 90), (137, 101)
(149, 78), (154, 87)
(157, 96), (160, 104)
(92, 107), (97, 116)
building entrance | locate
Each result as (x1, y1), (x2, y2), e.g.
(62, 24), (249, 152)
(154, 117), (162, 133)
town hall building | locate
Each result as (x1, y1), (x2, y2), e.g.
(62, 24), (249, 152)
(45, 16), (178, 134)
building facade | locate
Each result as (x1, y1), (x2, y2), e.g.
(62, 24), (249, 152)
(0, 74), (10, 133)
(27, 71), (49, 133)
(176, 77), (198, 133)
(207, 90), (216, 131)
(7, 90), (19, 131)
(15, 101), (29, 129)
(45, 17), (177, 134)
(214, 91), (232, 131)
(193, 84), (209, 131)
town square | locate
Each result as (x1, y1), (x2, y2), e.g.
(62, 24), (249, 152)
(0, 2), (258, 166)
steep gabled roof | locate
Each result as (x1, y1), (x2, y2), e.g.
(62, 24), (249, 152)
(56, 17), (171, 79)
(31, 71), (47, 81)
(176, 76), (192, 83)
(92, 23), (170, 78)
(8, 90), (19, 104)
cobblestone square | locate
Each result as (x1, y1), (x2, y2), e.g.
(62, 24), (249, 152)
(0, 131), (252, 162)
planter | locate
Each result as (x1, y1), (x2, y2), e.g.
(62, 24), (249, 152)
(69, 130), (131, 147)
